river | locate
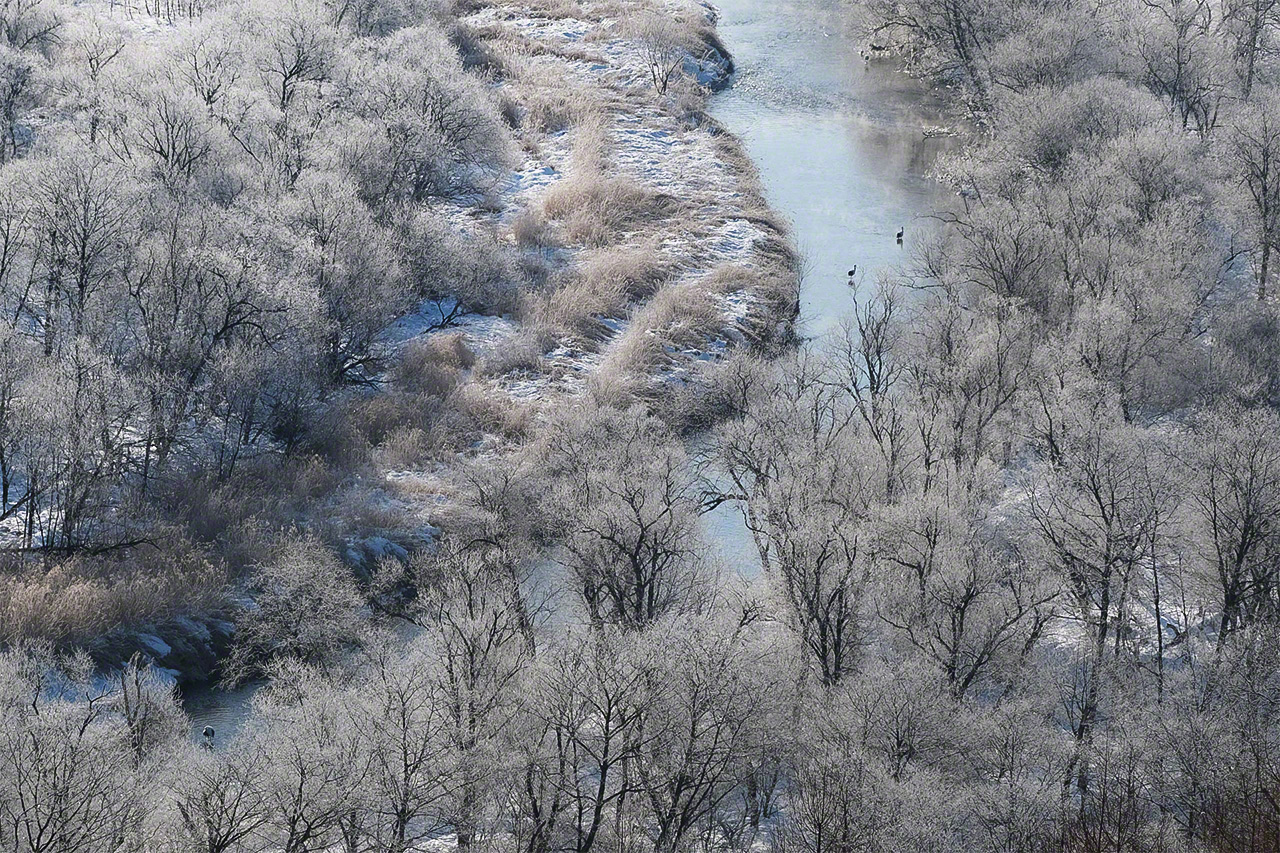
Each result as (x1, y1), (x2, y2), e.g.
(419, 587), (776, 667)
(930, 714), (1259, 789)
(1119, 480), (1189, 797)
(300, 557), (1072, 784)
(699, 0), (957, 573)
(710, 0), (956, 335)
(183, 0), (956, 741)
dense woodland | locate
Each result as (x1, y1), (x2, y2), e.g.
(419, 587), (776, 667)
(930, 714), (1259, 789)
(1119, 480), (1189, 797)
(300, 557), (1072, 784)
(2, 0), (1280, 851)
(0, 0), (531, 636)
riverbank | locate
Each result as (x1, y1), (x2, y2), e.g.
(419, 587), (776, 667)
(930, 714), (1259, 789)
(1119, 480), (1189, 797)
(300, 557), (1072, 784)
(83, 0), (800, 688)
(182, 0), (963, 744)
(390, 0), (802, 403)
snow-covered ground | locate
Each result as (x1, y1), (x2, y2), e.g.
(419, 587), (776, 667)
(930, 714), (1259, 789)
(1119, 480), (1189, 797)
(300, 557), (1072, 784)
(384, 0), (787, 409)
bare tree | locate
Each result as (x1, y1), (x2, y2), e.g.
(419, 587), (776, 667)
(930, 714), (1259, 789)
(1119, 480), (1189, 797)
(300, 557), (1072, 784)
(859, 0), (998, 100)
(1022, 412), (1177, 802)
(628, 11), (699, 96)
(399, 542), (532, 849)
(0, 44), (36, 163)
(0, 646), (150, 853)
(250, 665), (369, 853)
(0, 0), (62, 54)
(876, 482), (1059, 698)
(1224, 88), (1280, 300)
(716, 355), (879, 686)
(166, 746), (272, 853)
(540, 404), (708, 630)
(1223, 0), (1280, 97)
(281, 172), (408, 383)
(1136, 0), (1227, 136)
(631, 617), (773, 853)
(24, 145), (136, 353)
(350, 638), (455, 853)
(1182, 406), (1280, 642)
(252, 0), (335, 113)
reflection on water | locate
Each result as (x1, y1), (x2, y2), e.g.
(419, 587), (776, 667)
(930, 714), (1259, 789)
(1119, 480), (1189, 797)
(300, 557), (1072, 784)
(711, 0), (958, 339)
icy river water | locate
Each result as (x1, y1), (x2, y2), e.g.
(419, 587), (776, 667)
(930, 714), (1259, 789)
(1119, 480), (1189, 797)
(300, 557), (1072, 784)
(183, 0), (958, 741)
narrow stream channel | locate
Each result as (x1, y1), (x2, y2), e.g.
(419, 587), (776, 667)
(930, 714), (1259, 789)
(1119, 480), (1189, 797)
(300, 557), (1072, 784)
(184, 0), (958, 739)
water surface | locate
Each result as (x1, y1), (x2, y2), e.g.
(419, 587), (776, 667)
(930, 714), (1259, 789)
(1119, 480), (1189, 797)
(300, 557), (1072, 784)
(181, 679), (261, 745)
(710, 0), (958, 337)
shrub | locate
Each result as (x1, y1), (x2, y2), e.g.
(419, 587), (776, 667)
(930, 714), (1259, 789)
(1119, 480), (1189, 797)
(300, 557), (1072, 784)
(400, 211), (525, 315)
(395, 333), (475, 395)
(477, 329), (546, 377)
(222, 535), (365, 685)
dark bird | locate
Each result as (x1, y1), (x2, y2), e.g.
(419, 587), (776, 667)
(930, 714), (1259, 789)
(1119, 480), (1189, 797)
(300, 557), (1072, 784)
(847, 266), (857, 277)
(895, 227), (904, 243)
(202, 725), (215, 749)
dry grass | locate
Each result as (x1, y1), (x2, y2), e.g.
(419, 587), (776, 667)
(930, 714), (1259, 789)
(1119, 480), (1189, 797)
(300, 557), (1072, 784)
(492, 44), (604, 132)
(351, 395), (439, 448)
(579, 241), (675, 300)
(375, 426), (437, 471)
(599, 278), (724, 377)
(450, 20), (523, 77)
(336, 481), (418, 535)
(515, 80), (585, 132)
(395, 333), (476, 395)
(706, 256), (802, 344)
(540, 112), (677, 247)
(511, 208), (557, 250)
(702, 262), (769, 294)
(0, 534), (229, 647)
(565, 110), (611, 172)
(750, 241), (803, 300)
(498, 94), (522, 128)
(519, 0), (584, 20)
(451, 382), (536, 439)
(543, 173), (674, 247)
(527, 239), (675, 338)
(586, 367), (645, 408)
(477, 328), (545, 377)
(524, 94), (580, 133)
(528, 268), (628, 343)
(710, 128), (771, 210)
(551, 178), (667, 245)
(525, 242), (674, 345)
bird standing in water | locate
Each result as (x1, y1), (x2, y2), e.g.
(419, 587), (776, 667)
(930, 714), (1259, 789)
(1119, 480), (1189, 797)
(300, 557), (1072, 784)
(847, 266), (857, 286)
(895, 227), (904, 243)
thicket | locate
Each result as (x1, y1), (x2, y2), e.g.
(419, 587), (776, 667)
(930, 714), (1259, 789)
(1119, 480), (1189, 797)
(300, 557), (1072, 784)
(0, 0), (784, 647)
(0, 0), (533, 644)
